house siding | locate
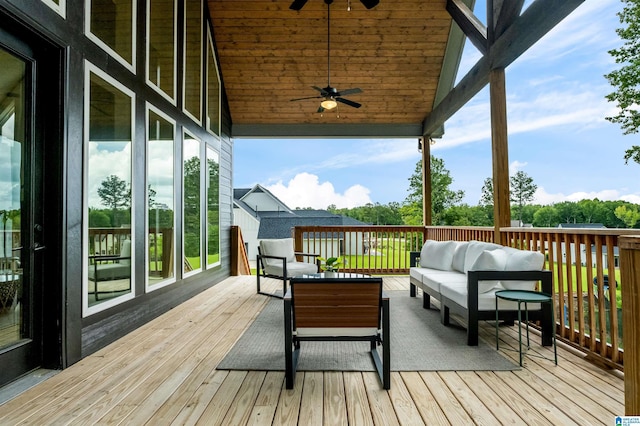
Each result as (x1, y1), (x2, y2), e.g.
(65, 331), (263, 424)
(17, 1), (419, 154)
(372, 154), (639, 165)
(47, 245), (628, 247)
(0, 0), (233, 377)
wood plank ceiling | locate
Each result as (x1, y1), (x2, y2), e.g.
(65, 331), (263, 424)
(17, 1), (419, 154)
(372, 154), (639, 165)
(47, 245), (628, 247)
(207, 0), (462, 138)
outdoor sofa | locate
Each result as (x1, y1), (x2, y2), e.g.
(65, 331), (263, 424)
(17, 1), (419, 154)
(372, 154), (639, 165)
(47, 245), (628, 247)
(409, 240), (554, 346)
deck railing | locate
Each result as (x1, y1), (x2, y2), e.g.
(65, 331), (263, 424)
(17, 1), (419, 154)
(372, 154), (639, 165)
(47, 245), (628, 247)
(292, 225), (640, 370)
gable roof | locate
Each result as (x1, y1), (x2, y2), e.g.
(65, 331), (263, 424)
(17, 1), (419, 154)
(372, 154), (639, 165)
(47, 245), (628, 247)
(234, 185), (367, 238)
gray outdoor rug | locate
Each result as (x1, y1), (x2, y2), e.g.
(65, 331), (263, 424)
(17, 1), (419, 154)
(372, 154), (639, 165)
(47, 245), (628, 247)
(217, 291), (517, 372)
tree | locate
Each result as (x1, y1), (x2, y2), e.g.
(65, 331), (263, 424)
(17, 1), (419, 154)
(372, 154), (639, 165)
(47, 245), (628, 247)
(606, 0), (640, 164)
(479, 177), (493, 206)
(510, 171), (537, 225)
(615, 205), (640, 227)
(97, 174), (131, 226)
(401, 157), (464, 225)
(532, 206), (560, 227)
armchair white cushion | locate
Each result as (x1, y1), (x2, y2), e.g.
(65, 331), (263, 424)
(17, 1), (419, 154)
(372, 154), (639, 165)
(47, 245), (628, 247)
(259, 238), (318, 277)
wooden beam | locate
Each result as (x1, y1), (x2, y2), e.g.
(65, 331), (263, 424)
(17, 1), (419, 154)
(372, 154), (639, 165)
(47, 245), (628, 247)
(490, 0), (584, 69)
(422, 138), (432, 226)
(492, 0), (525, 40)
(490, 69), (510, 242)
(446, 0), (488, 55)
(423, 0), (583, 136)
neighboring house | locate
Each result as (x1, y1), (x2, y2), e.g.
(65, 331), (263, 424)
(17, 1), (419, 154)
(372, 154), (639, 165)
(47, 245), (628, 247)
(234, 185), (367, 262)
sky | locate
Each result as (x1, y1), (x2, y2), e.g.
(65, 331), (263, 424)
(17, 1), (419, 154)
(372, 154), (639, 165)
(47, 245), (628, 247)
(233, 0), (640, 210)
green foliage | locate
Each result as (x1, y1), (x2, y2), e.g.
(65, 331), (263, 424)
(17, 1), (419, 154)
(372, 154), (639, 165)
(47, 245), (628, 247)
(532, 206), (560, 227)
(97, 175), (131, 226)
(183, 156), (201, 257)
(318, 256), (345, 271)
(606, 0), (640, 136)
(401, 157), (465, 225)
(479, 177), (493, 206)
(441, 204), (492, 226)
(615, 205), (640, 227)
(329, 202), (403, 225)
(510, 171), (537, 224)
(625, 145), (640, 164)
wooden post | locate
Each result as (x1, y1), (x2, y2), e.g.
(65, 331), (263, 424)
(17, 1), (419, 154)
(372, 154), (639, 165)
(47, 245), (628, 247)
(620, 235), (640, 415)
(489, 68), (511, 244)
(422, 137), (432, 226)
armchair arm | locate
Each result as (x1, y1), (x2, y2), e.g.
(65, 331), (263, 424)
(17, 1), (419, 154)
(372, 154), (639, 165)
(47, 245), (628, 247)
(467, 269), (553, 295)
(409, 251), (421, 267)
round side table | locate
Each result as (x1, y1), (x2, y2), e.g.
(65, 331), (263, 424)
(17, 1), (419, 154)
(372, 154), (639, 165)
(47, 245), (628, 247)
(495, 289), (557, 367)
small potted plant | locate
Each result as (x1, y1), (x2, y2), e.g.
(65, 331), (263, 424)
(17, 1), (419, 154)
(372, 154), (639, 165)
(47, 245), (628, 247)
(318, 256), (345, 277)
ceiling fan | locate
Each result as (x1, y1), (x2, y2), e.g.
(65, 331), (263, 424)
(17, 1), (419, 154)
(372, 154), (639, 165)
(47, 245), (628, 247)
(289, 0), (364, 113)
(289, 0), (379, 10)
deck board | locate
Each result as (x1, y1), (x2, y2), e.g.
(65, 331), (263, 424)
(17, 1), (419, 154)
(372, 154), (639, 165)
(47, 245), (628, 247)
(0, 275), (625, 425)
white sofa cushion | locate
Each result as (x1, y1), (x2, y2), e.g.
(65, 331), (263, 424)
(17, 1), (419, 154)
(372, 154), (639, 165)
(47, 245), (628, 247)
(470, 249), (509, 293)
(260, 238), (296, 265)
(422, 271), (466, 294)
(419, 240), (458, 271)
(501, 250), (545, 290)
(463, 241), (502, 273)
(452, 242), (468, 273)
(440, 283), (541, 311)
(263, 261), (318, 278)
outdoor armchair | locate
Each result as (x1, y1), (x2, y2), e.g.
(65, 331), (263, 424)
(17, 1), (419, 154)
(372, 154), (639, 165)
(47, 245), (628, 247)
(284, 277), (390, 389)
(256, 238), (320, 298)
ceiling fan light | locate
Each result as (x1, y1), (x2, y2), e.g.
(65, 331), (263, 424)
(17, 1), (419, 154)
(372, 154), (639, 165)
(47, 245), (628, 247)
(320, 98), (337, 109)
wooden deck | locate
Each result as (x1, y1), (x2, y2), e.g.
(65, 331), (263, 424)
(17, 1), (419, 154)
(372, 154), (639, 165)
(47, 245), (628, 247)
(0, 276), (624, 425)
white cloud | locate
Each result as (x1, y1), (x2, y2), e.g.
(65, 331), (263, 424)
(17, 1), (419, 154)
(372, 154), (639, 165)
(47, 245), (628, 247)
(534, 186), (640, 205)
(266, 172), (372, 209)
(510, 161), (528, 175)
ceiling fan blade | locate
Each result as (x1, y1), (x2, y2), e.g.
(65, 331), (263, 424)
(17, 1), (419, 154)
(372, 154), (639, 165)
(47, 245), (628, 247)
(290, 95), (322, 101)
(289, 0), (309, 10)
(337, 87), (362, 96)
(311, 86), (329, 96)
(317, 105), (325, 113)
(336, 97), (361, 108)
(360, 0), (380, 9)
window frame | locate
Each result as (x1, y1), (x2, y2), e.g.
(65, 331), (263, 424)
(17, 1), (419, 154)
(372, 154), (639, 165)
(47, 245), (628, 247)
(41, 0), (66, 18)
(145, 103), (177, 292)
(82, 61), (136, 317)
(182, 130), (203, 278)
(84, 0), (137, 73)
(145, 0), (178, 104)
(182, 0), (203, 124)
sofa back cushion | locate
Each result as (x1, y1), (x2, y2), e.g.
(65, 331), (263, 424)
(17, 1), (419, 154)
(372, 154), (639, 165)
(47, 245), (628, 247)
(463, 241), (502, 273)
(452, 242), (468, 273)
(470, 249), (509, 292)
(419, 240), (458, 271)
(501, 250), (545, 290)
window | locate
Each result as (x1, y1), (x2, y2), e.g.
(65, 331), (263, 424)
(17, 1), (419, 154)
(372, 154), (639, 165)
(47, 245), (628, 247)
(183, 0), (202, 123)
(206, 146), (219, 268)
(86, 0), (136, 72)
(183, 132), (201, 276)
(147, 0), (177, 102)
(206, 27), (220, 136)
(84, 62), (135, 316)
(146, 105), (176, 289)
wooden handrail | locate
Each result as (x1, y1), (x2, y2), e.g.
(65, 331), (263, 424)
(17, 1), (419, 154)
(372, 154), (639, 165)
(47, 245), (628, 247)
(291, 224), (640, 373)
(620, 235), (640, 415)
(230, 226), (251, 276)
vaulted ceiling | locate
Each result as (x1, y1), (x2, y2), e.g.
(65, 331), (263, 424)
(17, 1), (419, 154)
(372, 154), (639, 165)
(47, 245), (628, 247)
(207, 0), (466, 138)
(206, 0), (584, 139)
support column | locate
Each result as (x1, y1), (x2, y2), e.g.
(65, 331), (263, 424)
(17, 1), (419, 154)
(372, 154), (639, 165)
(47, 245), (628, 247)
(489, 68), (510, 244)
(422, 137), (432, 226)
(620, 235), (640, 415)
